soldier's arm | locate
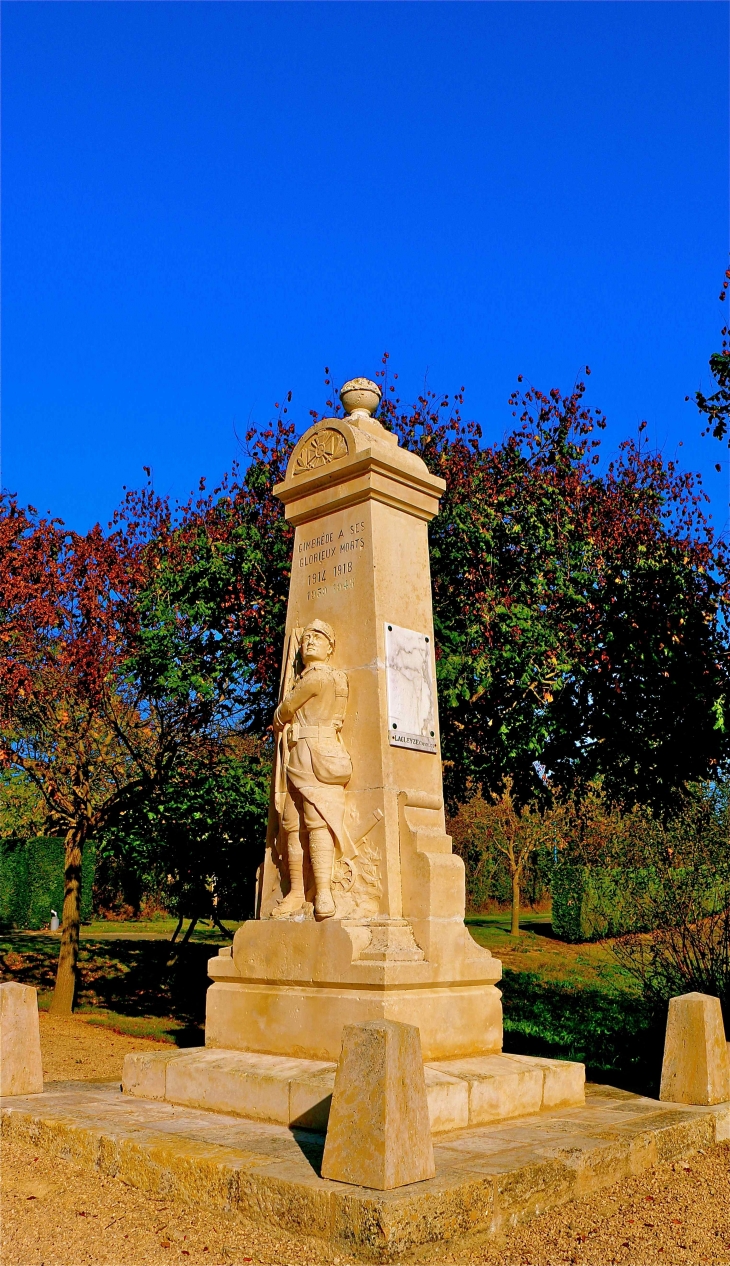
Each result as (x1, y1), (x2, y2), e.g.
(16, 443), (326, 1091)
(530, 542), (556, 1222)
(332, 670), (348, 731)
(274, 674), (321, 726)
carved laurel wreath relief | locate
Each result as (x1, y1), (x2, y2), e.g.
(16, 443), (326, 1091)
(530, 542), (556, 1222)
(293, 428), (348, 475)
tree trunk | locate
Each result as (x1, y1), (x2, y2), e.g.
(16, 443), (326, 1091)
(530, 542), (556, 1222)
(166, 915), (199, 968)
(510, 867), (521, 936)
(180, 915), (199, 946)
(211, 913), (234, 940)
(49, 825), (85, 1014)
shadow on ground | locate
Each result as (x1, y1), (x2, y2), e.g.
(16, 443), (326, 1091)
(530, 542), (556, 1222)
(467, 916), (564, 941)
(0, 934), (215, 1043)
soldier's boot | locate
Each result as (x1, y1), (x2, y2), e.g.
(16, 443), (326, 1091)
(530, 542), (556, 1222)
(271, 833), (306, 918)
(309, 828), (336, 919)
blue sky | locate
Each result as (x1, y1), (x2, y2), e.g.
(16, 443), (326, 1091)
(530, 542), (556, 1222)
(2, 2), (728, 534)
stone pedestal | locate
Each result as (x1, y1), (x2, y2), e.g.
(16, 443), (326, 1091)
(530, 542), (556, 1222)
(321, 1020), (435, 1189)
(123, 1042), (584, 1132)
(206, 918), (501, 1062)
(205, 381), (502, 1063)
(660, 992), (730, 1106)
(0, 982), (43, 1097)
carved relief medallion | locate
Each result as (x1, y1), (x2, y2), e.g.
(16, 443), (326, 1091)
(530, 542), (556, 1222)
(293, 428), (348, 475)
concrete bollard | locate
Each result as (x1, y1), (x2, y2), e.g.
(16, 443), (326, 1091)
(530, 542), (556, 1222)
(659, 992), (730, 1106)
(0, 982), (44, 1097)
(321, 1019), (435, 1190)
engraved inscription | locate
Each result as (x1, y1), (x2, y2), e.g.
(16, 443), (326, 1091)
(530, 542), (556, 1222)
(300, 531), (334, 552)
(339, 520), (365, 554)
(298, 532), (337, 570)
(293, 429), (348, 475)
(302, 517), (368, 601)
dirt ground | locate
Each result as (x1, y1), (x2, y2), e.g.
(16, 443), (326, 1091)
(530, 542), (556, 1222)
(1, 1015), (729, 1266)
(36, 1013), (173, 1081)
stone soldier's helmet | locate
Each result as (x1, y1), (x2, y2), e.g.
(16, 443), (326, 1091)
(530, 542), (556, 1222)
(304, 619), (335, 650)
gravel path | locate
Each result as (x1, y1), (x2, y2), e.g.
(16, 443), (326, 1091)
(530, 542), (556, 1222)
(1, 1015), (728, 1266)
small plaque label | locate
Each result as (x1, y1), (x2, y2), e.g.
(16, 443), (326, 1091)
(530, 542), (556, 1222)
(384, 622), (438, 753)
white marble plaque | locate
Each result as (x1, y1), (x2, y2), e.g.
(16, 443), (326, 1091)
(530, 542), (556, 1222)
(384, 623), (438, 753)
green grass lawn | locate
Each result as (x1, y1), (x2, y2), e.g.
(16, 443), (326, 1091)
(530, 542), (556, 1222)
(466, 913), (664, 1096)
(79, 916), (240, 942)
(0, 926), (224, 1045)
(1, 912), (664, 1093)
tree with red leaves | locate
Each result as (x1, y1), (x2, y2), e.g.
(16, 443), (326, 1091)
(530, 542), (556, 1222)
(693, 269), (730, 451)
(0, 500), (140, 1010)
(0, 417), (294, 1011)
(3, 363), (728, 976)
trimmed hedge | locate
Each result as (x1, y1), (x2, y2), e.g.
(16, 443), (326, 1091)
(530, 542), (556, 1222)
(551, 864), (664, 942)
(0, 837), (95, 930)
(551, 862), (725, 943)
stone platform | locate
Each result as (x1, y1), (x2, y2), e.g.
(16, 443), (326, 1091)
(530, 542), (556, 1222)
(3, 1081), (728, 1260)
(122, 1046), (586, 1133)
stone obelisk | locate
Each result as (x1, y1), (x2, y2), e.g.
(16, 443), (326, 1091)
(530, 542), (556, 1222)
(206, 378), (503, 1062)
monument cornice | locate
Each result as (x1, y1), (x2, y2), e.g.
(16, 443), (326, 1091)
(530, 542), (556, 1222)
(274, 419), (446, 526)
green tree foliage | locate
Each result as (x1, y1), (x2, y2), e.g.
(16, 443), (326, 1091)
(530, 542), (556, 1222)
(609, 783), (730, 1024)
(118, 419), (294, 741)
(4, 357), (730, 1006)
(0, 767), (46, 839)
(100, 736), (271, 927)
(0, 836), (95, 930)
(368, 360), (729, 813)
(0, 416), (293, 1009)
(448, 780), (552, 933)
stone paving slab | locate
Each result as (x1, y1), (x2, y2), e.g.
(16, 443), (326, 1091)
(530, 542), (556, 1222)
(2, 1080), (728, 1260)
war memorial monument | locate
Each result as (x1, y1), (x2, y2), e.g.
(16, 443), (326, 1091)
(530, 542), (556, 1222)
(123, 376), (583, 1121)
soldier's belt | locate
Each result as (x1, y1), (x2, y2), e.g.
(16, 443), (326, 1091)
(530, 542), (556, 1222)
(289, 724), (338, 743)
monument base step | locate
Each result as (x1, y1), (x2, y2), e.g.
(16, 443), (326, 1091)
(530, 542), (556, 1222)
(2, 1081), (728, 1260)
(122, 1045), (585, 1133)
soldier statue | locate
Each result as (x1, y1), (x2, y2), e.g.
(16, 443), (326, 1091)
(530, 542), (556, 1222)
(271, 620), (352, 920)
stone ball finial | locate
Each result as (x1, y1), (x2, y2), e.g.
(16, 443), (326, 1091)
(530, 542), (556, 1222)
(340, 378), (382, 418)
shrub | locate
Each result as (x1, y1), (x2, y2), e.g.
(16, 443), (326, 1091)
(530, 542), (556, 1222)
(501, 969), (664, 1095)
(0, 837), (96, 929)
(0, 838), (29, 927)
(553, 864), (662, 942)
(613, 864), (730, 1026)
